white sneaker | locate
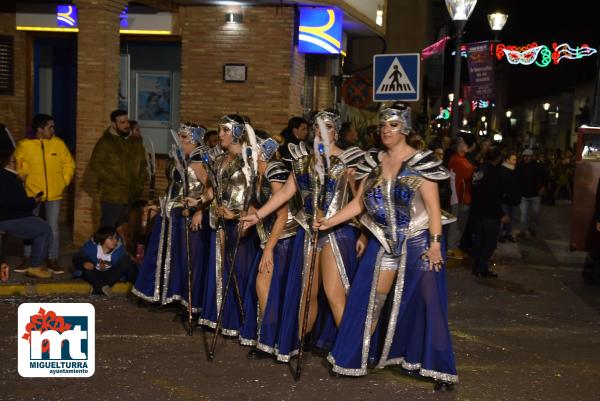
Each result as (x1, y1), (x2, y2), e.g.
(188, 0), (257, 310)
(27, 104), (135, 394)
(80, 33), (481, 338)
(101, 285), (113, 297)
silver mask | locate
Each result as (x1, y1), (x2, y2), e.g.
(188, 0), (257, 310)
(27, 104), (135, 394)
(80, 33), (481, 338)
(378, 104), (412, 135)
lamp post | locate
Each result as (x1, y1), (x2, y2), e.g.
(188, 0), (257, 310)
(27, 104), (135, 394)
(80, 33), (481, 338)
(445, 0), (478, 138)
(487, 12), (508, 134)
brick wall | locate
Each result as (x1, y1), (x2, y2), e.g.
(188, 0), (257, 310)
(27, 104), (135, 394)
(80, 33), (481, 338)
(0, 13), (27, 139)
(315, 58), (334, 111)
(179, 5), (305, 136)
(73, 0), (126, 244)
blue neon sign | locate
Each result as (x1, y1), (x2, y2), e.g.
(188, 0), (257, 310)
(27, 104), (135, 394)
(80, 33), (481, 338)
(298, 7), (343, 54)
(120, 7), (129, 28)
(56, 5), (78, 27)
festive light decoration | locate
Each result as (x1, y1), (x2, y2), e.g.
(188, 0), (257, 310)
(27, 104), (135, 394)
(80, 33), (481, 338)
(436, 107), (451, 120)
(471, 99), (490, 110)
(552, 43), (597, 64)
(496, 42), (596, 67)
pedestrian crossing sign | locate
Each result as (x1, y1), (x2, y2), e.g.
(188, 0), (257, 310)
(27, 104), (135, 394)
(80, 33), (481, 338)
(373, 53), (420, 102)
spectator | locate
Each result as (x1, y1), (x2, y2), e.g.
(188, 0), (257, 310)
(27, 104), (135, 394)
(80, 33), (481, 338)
(129, 120), (142, 139)
(471, 138), (491, 166)
(14, 114), (75, 274)
(470, 147), (507, 278)
(0, 147), (52, 279)
(553, 149), (574, 201)
(407, 133), (426, 151)
(0, 123), (15, 152)
(498, 151), (521, 242)
(516, 148), (547, 238)
(72, 226), (138, 296)
(203, 130), (219, 148)
(90, 109), (148, 229)
(447, 136), (476, 258)
(338, 121), (359, 148)
(363, 124), (380, 149)
(279, 116), (308, 162)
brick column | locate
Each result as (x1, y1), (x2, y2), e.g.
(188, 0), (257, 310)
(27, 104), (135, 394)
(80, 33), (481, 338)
(73, 0), (126, 244)
(0, 12), (27, 139)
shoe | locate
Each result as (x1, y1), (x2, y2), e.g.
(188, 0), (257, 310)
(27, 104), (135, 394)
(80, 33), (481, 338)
(24, 266), (52, 279)
(498, 237), (506, 243)
(328, 367), (342, 378)
(506, 235), (516, 243)
(472, 271), (498, 278)
(246, 348), (271, 360)
(101, 285), (113, 297)
(447, 249), (464, 260)
(13, 257), (29, 273)
(47, 259), (65, 275)
(434, 381), (454, 392)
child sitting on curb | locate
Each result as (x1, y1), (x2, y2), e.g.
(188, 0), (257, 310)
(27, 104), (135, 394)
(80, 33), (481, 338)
(72, 226), (138, 296)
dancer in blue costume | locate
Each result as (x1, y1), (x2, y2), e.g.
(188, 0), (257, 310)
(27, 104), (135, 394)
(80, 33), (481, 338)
(132, 123), (211, 313)
(316, 103), (458, 391)
(238, 132), (300, 357)
(242, 110), (364, 362)
(198, 115), (260, 336)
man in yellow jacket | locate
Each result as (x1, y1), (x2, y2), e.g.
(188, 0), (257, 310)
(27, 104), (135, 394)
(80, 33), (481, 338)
(14, 114), (75, 275)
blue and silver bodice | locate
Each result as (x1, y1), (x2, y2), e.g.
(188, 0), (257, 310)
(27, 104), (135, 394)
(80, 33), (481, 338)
(208, 151), (251, 228)
(356, 150), (450, 257)
(289, 142), (319, 230)
(162, 162), (205, 217)
(255, 161), (298, 246)
(322, 146), (364, 220)
(289, 142), (364, 230)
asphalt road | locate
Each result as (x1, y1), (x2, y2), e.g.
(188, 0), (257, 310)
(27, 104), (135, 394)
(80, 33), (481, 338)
(1, 204), (599, 401)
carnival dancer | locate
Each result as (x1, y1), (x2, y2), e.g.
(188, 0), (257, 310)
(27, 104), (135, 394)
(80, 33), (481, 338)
(316, 103), (458, 391)
(242, 110), (364, 363)
(237, 132), (300, 358)
(132, 123), (210, 315)
(199, 115), (260, 339)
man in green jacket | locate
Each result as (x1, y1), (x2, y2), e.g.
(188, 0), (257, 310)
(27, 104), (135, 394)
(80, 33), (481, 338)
(90, 109), (147, 228)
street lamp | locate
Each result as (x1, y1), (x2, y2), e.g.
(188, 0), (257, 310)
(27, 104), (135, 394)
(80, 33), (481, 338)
(487, 12), (508, 32)
(487, 12), (508, 134)
(505, 110), (512, 118)
(543, 102), (551, 111)
(445, 0), (478, 138)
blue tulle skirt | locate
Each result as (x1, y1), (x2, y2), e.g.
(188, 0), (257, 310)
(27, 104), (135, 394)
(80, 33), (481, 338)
(328, 230), (458, 383)
(199, 220), (259, 335)
(274, 224), (359, 362)
(238, 235), (296, 347)
(310, 225), (360, 351)
(132, 209), (209, 312)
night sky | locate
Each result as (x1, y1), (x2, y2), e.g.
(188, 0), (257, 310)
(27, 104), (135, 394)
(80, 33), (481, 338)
(444, 0), (599, 106)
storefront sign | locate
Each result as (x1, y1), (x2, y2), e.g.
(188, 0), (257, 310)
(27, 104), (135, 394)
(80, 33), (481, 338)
(298, 7), (343, 54)
(56, 5), (77, 28)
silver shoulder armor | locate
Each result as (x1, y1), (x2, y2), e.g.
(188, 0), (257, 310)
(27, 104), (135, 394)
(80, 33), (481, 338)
(355, 148), (380, 180)
(337, 146), (365, 168)
(265, 161), (290, 183)
(407, 150), (450, 181)
(288, 142), (310, 160)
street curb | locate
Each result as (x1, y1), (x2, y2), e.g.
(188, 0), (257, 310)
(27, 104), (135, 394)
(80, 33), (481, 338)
(0, 282), (133, 297)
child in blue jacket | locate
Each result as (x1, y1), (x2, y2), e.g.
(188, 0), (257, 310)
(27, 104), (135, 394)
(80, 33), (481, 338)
(72, 226), (138, 295)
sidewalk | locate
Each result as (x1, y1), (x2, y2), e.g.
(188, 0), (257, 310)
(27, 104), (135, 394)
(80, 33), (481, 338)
(0, 202), (589, 297)
(0, 224), (133, 296)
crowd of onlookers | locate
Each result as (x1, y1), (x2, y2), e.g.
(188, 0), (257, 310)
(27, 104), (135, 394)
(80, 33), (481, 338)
(0, 112), (145, 294)
(1, 112), (596, 289)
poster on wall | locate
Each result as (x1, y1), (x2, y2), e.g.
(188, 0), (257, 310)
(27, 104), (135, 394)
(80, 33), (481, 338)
(135, 71), (171, 126)
(118, 54), (130, 112)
